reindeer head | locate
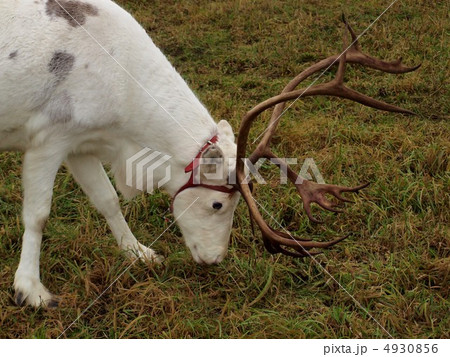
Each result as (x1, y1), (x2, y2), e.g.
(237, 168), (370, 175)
(172, 120), (241, 264)
(174, 16), (419, 263)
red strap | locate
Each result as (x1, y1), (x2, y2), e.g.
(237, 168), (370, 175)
(170, 135), (237, 212)
(184, 135), (219, 173)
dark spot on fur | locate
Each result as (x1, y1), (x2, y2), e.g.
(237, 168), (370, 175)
(45, 0), (99, 28)
(44, 91), (73, 123)
(15, 292), (25, 306)
(9, 51), (18, 59)
(48, 51), (75, 80)
(84, 63), (89, 69)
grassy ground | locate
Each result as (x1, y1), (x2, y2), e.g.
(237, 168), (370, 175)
(0, 0), (448, 338)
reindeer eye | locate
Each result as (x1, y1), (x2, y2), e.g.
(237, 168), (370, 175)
(212, 202), (223, 210)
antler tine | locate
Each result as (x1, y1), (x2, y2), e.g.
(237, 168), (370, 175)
(262, 227), (350, 257)
(236, 16), (420, 258)
(342, 14), (421, 75)
(335, 23), (348, 85)
(342, 14), (359, 49)
(267, 154), (370, 224)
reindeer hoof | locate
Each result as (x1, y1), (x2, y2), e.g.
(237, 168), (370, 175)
(14, 276), (58, 308)
(47, 298), (60, 309)
(123, 243), (164, 264)
(15, 291), (25, 306)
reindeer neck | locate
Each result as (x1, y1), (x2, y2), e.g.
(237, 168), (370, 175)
(117, 36), (218, 166)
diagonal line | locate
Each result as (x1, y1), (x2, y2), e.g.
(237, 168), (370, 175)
(57, 197), (200, 339)
(252, 197), (394, 338)
(52, 0), (200, 145)
(252, 0), (401, 144)
(228, 273), (245, 296)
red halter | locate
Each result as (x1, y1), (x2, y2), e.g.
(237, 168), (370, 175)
(171, 135), (237, 212)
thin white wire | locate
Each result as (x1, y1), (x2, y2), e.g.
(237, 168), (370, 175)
(253, 197), (394, 338)
(57, 197), (199, 338)
(52, 0), (200, 145)
(252, 0), (401, 144)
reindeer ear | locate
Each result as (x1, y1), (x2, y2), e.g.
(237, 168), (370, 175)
(218, 120), (235, 142)
(200, 144), (224, 175)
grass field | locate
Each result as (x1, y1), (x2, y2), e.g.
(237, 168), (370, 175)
(0, 0), (448, 338)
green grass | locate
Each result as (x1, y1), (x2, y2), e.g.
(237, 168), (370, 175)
(0, 0), (448, 338)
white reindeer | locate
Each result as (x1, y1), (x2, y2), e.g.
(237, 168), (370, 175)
(0, 0), (418, 308)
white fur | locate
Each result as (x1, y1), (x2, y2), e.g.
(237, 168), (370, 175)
(0, 0), (240, 307)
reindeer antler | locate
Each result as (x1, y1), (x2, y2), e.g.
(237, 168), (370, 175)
(236, 16), (420, 258)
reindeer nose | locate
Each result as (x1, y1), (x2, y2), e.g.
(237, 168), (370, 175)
(197, 254), (223, 265)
